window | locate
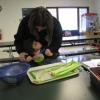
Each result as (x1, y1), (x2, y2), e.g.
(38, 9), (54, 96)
(79, 8), (88, 32)
(58, 8), (78, 30)
(47, 8), (57, 18)
(22, 8), (33, 17)
(22, 7), (89, 33)
(47, 7), (89, 32)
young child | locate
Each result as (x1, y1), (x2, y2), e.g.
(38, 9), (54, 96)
(31, 41), (53, 63)
(32, 41), (44, 63)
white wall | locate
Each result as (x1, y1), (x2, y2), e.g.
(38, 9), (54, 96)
(93, 0), (100, 20)
(0, 0), (91, 41)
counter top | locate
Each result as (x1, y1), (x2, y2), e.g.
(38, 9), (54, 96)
(0, 69), (99, 100)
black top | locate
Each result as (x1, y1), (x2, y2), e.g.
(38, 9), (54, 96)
(14, 15), (62, 56)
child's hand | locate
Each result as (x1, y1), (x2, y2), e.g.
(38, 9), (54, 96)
(45, 49), (53, 56)
(32, 41), (42, 51)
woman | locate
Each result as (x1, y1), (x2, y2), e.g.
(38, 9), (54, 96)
(14, 6), (62, 65)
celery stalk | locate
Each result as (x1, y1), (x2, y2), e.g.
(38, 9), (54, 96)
(50, 61), (75, 74)
(46, 61), (74, 72)
(51, 62), (80, 77)
(45, 63), (65, 72)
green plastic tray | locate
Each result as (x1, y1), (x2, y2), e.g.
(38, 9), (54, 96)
(27, 61), (80, 84)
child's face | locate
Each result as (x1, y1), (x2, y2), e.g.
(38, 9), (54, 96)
(35, 26), (46, 32)
(32, 41), (42, 51)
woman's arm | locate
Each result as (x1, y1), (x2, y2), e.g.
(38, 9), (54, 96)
(14, 16), (30, 54)
(48, 18), (63, 53)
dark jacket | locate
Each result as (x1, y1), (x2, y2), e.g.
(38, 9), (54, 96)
(14, 15), (62, 57)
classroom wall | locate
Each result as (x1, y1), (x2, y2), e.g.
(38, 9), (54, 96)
(93, 0), (100, 20)
(0, 0), (94, 41)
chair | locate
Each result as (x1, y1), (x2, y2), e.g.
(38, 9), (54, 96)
(70, 30), (80, 36)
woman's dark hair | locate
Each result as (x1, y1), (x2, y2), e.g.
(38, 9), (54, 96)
(28, 6), (54, 45)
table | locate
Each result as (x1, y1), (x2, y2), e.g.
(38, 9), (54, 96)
(62, 35), (100, 56)
(0, 35), (100, 48)
(0, 41), (14, 48)
(0, 68), (99, 100)
(0, 41), (14, 58)
(0, 55), (100, 100)
(0, 36), (100, 62)
(62, 35), (100, 44)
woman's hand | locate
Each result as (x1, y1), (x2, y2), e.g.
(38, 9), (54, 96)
(19, 52), (33, 62)
(19, 52), (28, 62)
(25, 56), (33, 62)
(45, 49), (53, 56)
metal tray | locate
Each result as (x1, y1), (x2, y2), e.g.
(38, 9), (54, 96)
(27, 61), (80, 84)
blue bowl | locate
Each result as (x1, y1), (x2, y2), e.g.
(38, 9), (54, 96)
(0, 62), (30, 85)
